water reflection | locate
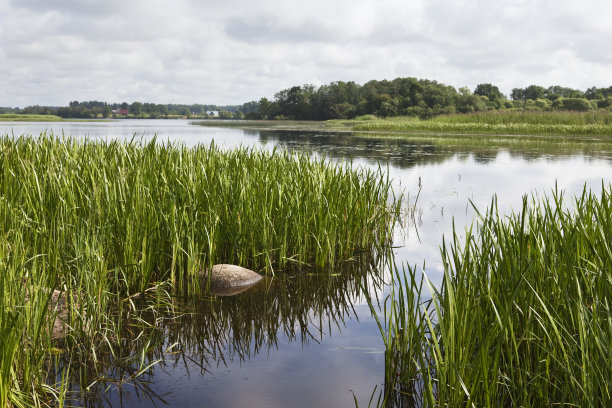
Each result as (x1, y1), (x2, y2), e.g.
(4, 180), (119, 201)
(255, 129), (612, 169)
(51, 254), (387, 407)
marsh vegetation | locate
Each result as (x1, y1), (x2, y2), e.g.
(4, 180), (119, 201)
(0, 135), (399, 406)
(375, 186), (612, 407)
(332, 110), (612, 136)
(0, 114), (63, 122)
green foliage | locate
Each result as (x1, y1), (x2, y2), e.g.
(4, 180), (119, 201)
(473, 83), (504, 102)
(9, 101), (244, 119)
(378, 186), (612, 406)
(256, 79), (612, 121)
(553, 97), (595, 111)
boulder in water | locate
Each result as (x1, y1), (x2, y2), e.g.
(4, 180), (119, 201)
(199, 264), (263, 296)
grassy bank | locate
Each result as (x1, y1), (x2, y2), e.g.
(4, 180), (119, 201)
(0, 114), (63, 122)
(375, 185), (612, 406)
(334, 110), (612, 136)
(0, 135), (399, 406)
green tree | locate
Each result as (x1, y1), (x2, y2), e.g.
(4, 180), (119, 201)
(523, 85), (546, 100)
(474, 83), (504, 102)
(258, 98), (272, 119)
(553, 98), (593, 111)
(511, 88), (525, 101)
(131, 102), (143, 116)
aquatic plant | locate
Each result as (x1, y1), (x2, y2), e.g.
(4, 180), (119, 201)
(350, 111), (612, 136)
(377, 185), (612, 406)
(0, 134), (399, 406)
(0, 114), (63, 122)
(433, 109), (612, 125)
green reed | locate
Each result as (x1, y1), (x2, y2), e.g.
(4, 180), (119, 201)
(378, 185), (612, 407)
(0, 114), (63, 122)
(352, 112), (612, 136)
(434, 110), (612, 125)
(0, 134), (399, 406)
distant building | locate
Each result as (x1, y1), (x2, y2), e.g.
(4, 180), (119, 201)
(112, 109), (129, 115)
(206, 110), (219, 117)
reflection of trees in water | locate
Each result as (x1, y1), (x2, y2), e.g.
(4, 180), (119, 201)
(49, 253), (386, 407)
(255, 130), (612, 169)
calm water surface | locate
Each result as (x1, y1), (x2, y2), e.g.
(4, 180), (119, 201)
(4, 120), (611, 407)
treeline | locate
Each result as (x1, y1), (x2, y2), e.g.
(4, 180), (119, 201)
(241, 78), (612, 120)
(0, 101), (243, 119)
(3, 78), (612, 121)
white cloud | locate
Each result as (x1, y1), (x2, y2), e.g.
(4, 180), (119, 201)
(1, 0), (611, 106)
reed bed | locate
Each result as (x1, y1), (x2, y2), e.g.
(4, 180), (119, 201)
(434, 110), (612, 125)
(377, 185), (612, 407)
(352, 112), (612, 136)
(0, 114), (63, 122)
(0, 134), (399, 406)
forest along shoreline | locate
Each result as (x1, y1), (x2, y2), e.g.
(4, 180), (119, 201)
(193, 109), (612, 138)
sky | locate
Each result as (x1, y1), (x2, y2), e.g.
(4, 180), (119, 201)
(1, 0), (611, 107)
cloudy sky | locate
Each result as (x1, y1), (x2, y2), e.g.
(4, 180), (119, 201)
(1, 0), (611, 107)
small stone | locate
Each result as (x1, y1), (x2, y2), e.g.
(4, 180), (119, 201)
(49, 289), (70, 339)
(199, 264), (263, 296)
(25, 288), (72, 340)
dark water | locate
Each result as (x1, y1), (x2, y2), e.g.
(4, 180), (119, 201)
(4, 120), (612, 407)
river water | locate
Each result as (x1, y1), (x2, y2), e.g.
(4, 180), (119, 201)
(3, 120), (612, 407)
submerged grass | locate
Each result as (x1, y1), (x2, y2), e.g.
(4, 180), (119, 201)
(377, 185), (612, 407)
(0, 134), (399, 406)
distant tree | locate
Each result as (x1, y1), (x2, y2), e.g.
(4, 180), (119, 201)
(240, 101), (260, 117)
(553, 98), (593, 111)
(456, 87), (488, 113)
(131, 102), (143, 116)
(329, 102), (355, 119)
(597, 96), (612, 109)
(474, 83), (504, 102)
(159, 105), (168, 117)
(534, 98), (552, 110)
(545, 86), (584, 101)
(511, 88), (525, 101)
(257, 98), (273, 119)
(218, 110), (233, 119)
(585, 87), (604, 100)
(523, 85), (546, 101)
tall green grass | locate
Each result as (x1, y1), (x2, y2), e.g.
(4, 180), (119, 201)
(377, 185), (612, 406)
(351, 111), (612, 136)
(0, 134), (399, 406)
(0, 114), (63, 122)
(434, 110), (612, 125)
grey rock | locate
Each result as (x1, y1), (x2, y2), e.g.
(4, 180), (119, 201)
(25, 288), (72, 340)
(199, 264), (263, 296)
(49, 289), (70, 340)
